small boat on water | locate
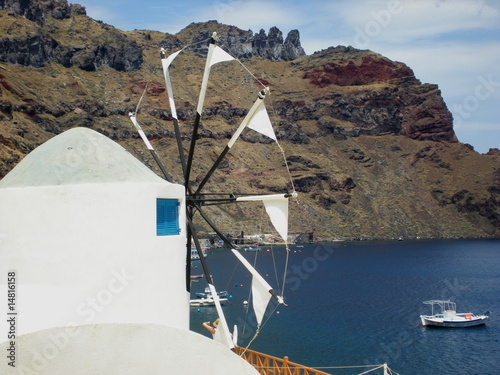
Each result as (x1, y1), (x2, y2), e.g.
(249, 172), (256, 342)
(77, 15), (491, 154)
(244, 245), (261, 252)
(190, 296), (228, 307)
(420, 300), (490, 327)
(191, 286), (229, 306)
(191, 247), (207, 260)
(195, 286), (228, 299)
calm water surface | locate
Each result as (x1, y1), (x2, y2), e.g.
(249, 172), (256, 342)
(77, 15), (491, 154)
(190, 239), (500, 375)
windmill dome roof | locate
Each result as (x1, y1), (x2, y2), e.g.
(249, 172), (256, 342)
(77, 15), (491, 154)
(0, 127), (168, 188)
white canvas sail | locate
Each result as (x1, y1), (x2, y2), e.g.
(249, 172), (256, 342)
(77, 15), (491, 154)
(129, 114), (154, 151)
(161, 43), (234, 118)
(246, 100), (277, 141)
(231, 249), (284, 326)
(250, 272), (273, 326)
(209, 46), (235, 67)
(207, 283), (235, 349)
(161, 49), (182, 119)
(262, 198), (288, 243)
(227, 88), (270, 148)
(163, 49), (182, 68)
(236, 194), (289, 243)
(198, 36), (235, 115)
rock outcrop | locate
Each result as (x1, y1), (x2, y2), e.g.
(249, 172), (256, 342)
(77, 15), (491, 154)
(0, 2), (304, 71)
(175, 21), (306, 61)
(0, 0), (142, 71)
(0, 0), (85, 25)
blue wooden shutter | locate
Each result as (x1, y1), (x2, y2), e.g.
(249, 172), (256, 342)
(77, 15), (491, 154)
(156, 199), (180, 235)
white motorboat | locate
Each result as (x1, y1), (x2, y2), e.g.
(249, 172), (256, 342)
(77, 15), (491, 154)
(244, 245), (261, 252)
(191, 247), (207, 260)
(190, 296), (228, 307)
(420, 300), (490, 327)
(191, 286), (229, 306)
(195, 286), (229, 299)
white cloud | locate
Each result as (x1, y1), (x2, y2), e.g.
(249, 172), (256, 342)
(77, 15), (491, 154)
(140, 1), (307, 36)
(379, 41), (500, 87)
(191, 1), (305, 32)
(332, 0), (500, 46)
(456, 121), (500, 131)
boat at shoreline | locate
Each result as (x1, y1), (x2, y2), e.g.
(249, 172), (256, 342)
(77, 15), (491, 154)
(420, 300), (490, 327)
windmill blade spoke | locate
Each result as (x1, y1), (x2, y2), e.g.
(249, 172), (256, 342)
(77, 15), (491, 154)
(194, 145), (230, 196)
(185, 34), (220, 187)
(172, 117), (187, 180)
(129, 115), (174, 183)
(193, 88), (269, 196)
(185, 113), (201, 186)
(160, 49), (188, 179)
(185, 218), (193, 292)
(192, 202), (234, 249)
(187, 217), (216, 286)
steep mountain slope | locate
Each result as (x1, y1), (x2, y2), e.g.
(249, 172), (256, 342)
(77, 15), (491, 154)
(0, 0), (498, 240)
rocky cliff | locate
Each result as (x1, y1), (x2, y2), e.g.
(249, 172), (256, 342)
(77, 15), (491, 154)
(0, 1), (305, 71)
(1, 0), (499, 240)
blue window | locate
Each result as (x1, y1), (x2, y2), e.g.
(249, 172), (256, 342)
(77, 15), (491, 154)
(156, 199), (180, 235)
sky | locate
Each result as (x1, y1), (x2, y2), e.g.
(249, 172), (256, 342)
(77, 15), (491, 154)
(75, 0), (500, 153)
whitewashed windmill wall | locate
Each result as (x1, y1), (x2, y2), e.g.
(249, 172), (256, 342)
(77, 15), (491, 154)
(0, 127), (188, 335)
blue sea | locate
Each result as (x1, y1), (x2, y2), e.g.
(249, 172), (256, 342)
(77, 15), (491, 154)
(190, 239), (500, 375)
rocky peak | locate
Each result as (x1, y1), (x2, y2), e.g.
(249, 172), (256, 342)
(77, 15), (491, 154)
(0, 0), (142, 71)
(253, 26), (305, 61)
(176, 21), (306, 61)
(0, 0), (86, 26)
(486, 148), (500, 156)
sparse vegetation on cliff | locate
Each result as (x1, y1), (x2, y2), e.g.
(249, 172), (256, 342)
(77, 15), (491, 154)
(1, 0), (498, 239)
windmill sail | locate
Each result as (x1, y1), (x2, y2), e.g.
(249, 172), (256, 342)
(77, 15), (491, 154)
(196, 34), (235, 115)
(231, 249), (284, 327)
(128, 114), (173, 182)
(262, 197), (289, 243)
(236, 194), (292, 243)
(129, 114), (154, 151)
(194, 88), (270, 195)
(233, 193), (293, 327)
(210, 45), (235, 67)
(250, 274), (273, 327)
(246, 100), (277, 141)
(208, 283), (235, 349)
(160, 49), (182, 120)
(228, 87), (270, 148)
